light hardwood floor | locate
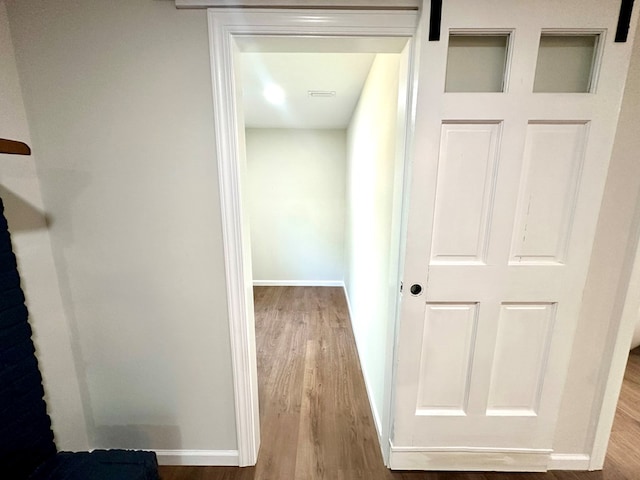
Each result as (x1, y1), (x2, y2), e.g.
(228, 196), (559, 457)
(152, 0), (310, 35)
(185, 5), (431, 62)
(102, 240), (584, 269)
(160, 287), (640, 480)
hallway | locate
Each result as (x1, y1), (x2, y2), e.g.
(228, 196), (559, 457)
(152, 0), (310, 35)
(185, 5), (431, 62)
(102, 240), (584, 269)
(160, 287), (640, 479)
(253, 286), (382, 479)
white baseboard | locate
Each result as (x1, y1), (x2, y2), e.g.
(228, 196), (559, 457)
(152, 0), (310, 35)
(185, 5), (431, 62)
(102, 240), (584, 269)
(155, 449), (239, 466)
(359, 353), (384, 441)
(253, 280), (343, 287)
(342, 284), (384, 444)
(547, 453), (591, 471)
(389, 445), (550, 472)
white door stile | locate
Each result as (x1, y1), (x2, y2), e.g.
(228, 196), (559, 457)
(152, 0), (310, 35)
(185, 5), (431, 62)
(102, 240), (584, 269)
(380, 35), (422, 465)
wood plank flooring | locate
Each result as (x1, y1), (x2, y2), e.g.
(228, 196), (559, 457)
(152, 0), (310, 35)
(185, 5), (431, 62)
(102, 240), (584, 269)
(160, 287), (640, 480)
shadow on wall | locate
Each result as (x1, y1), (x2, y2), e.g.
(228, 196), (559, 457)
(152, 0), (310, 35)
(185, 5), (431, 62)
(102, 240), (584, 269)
(0, 185), (49, 231)
(94, 424), (182, 450)
(632, 318), (640, 349)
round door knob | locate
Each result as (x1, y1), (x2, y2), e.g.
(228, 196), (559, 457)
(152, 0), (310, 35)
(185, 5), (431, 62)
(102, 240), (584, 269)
(410, 284), (423, 296)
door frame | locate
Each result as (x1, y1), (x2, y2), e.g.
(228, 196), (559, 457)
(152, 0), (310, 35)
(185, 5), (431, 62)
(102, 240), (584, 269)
(205, 4), (640, 471)
(206, 8), (419, 466)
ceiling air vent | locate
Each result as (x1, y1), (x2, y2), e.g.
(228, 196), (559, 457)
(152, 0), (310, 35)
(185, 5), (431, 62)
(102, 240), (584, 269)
(308, 90), (336, 98)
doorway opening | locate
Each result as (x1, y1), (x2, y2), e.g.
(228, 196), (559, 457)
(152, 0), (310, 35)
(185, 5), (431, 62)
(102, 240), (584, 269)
(239, 45), (410, 473)
(205, 8), (418, 467)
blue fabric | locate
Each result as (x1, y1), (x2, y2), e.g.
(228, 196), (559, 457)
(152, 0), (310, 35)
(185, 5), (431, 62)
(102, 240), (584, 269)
(29, 450), (160, 480)
(0, 198), (55, 479)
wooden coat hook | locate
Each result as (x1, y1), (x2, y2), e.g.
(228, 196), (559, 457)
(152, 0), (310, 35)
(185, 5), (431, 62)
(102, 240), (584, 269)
(0, 138), (31, 156)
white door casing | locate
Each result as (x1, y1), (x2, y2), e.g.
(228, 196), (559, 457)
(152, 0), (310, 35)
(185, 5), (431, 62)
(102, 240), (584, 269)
(392, 0), (638, 471)
(206, 8), (418, 466)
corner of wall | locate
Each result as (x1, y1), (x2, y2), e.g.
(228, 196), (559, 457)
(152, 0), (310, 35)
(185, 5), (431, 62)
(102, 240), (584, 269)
(0, 0), (89, 450)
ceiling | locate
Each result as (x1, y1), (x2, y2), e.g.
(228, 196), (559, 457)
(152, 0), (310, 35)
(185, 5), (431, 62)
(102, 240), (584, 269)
(240, 52), (376, 129)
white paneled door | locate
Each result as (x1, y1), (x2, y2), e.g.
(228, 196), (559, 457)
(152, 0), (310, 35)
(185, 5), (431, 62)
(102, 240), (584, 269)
(391, 0), (637, 471)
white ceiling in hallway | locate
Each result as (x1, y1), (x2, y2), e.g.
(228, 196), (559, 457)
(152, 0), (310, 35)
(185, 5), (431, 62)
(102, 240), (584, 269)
(240, 52), (376, 129)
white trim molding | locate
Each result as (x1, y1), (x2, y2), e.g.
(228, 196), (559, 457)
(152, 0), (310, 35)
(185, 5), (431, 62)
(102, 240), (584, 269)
(388, 445), (552, 472)
(206, 7), (418, 468)
(207, 9), (261, 467)
(548, 453), (591, 471)
(342, 284), (384, 441)
(253, 280), (343, 287)
(155, 449), (239, 466)
(178, 0), (419, 9)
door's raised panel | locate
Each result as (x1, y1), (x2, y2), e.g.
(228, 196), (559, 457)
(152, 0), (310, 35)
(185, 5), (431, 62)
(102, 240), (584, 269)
(431, 123), (501, 264)
(416, 303), (478, 416)
(510, 122), (588, 264)
(486, 303), (556, 416)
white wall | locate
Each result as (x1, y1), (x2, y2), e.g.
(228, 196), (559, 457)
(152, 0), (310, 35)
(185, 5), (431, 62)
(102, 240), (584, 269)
(553, 16), (640, 455)
(344, 54), (401, 436)
(6, 0), (640, 466)
(0, 1), (88, 451)
(6, 0), (237, 455)
(246, 129), (346, 284)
